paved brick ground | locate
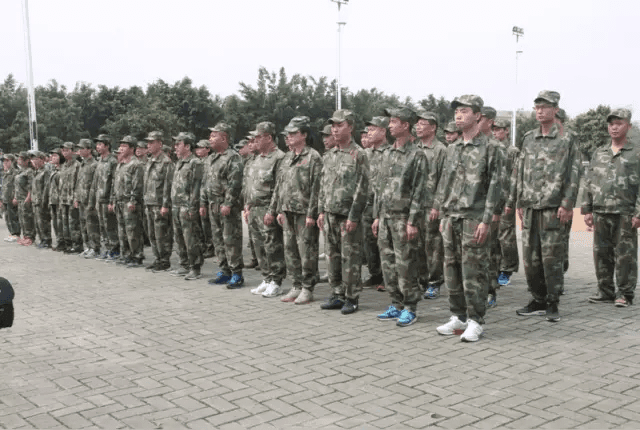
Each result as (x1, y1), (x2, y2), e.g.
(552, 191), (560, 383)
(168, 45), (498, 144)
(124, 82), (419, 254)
(1, 221), (639, 429)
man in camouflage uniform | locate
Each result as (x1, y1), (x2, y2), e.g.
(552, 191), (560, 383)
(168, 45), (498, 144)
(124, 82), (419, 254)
(109, 136), (145, 267)
(13, 152), (35, 246)
(59, 142), (82, 253)
(142, 131), (174, 272)
(318, 110), (369, 314)
(47, 148), (63, 249)
(443, 121), (461, 145)
(93, 134), (120, 261)
(317, 124), (336, 284)
(582, 108), (639, 308)
(30, 151), (52, 248)
(270, 116), (323, 304)
(245, 121), (286, 297)
(74, 139), (100, 258)
(1, 154), (20, 241)
(170, 132), (204, 280)
(374, 106), (428, 327)
(238, 137), (259, 269)
(136, 140), (150, 247)
(556, 108), (573, 277)
(414, 109), (447, 300)
(201, 122), (245, 288)
(193, 139), (216, 259)
(515, 91), (580, 322)
(433, 95), (503, 342)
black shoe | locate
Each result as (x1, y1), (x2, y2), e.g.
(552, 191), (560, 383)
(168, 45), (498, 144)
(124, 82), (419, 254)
(341, 298), (359, 314)
(588, 291), (614, 304)
(152, 263), (171, 273)
(145, 262), (158, 271)
(362, 274), (383, 287)
(546, 303), (561, 322)
(516, 299), (547, 316)
(127, 259), (143, 268)
(245, 259), (259, 269)
(320, 295), (344, 310)
(116, 257), (132, 266)
(64, 246), (81, 254)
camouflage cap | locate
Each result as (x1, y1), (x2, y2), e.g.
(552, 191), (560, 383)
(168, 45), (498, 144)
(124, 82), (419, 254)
(254, 121), (276, 136)
(162, 144), (172, 153)
(76, 138), (93, 149)
(18, 151), (30, 159)
(365, 116), (390, 129)
(320, 124), (333, 136)
(236, 139), (248, 148)
(481, 106), (497, 120)
(283, 116), (311, 134)
(493, 118), (511, 129)
(415, 109), (438, 125)
(384, 106), (417, 124)
(144, 131), (164, 142)
(49, 148), (63, 156)
(61, 141), (75, 150)
(119, 135), (138, 147)
(172, 132), (195, 145)
(443, 121), (460, 133)
(534, 90), (560, 106)
(328, 109), (355, 124)
(451, 95), (484, 111)
(136, 140), (147, 149)
(208, 121), (234, 135)
(93, 134), (112, 144)
(29, 150), (46, 158)
(196, 139), (211, 148)
(1, 153), (16, 161)
(607, 108), (632, 123)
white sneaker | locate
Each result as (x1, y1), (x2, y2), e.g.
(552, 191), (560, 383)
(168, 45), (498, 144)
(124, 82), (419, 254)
(436, 316), (468, 336)
(319, 253), (326, 260)
(6, 235), (18, 243)
(251, 280), (269, 295)
(262, 282), (282, 298)
(79, 248), (89, 257)
(84, 249), (96, 259)
(460, 319), (483, 342)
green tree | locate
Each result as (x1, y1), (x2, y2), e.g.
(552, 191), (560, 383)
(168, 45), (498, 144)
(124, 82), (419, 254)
(570, 105), (611, 159)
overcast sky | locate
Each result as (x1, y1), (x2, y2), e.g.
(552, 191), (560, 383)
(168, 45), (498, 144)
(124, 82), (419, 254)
(1, 0), (639, 119)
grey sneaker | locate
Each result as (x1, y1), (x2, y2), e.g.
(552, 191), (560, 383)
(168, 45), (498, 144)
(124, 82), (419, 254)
(184, 270), (202, 281)
(84, 249), (97, 259)
(170, 267), (189, 277)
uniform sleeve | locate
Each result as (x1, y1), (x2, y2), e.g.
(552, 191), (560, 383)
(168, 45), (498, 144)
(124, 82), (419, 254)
(190, 161), (203, 213)
(561, 138), (581, 210)
(268, 162), (283, 216)
(131, 163), (144, 204)
(408, 151), (428, 226)
(482, 145), (503, 224)
(225, 154), (244, 208)
(493, 145), (507, 215)
(347, 151), (369, 223)
(163, 161), (174, 209)
(307, 154), (322, 220)
(317, 162), (325, 215)
(200, 162), (209, 207)
(580, 156), (593, 214)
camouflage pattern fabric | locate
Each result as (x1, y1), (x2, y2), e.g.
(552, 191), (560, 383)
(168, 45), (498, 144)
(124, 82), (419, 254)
(143, 152), (174, 265)
(49, 204), (61, 245)
(115, 201), (144, 261)
(208, 207), (243, 275)
(248, 205), (285, 284)
(60, 205), (81, 248)
(2, 168), (20, 235)
(32, 167), (52, 244)
(172, 206), (203, 270)
(496, 210), (519, 273)
(98, 203), (119, 253)
(324, 213), (363, 300)
(282, 211), (319, 290)
(15, 167), (35, 239)
(93, 154), (118, 252)
(419, 216), (444, 287)
(18, 201), (35, 239)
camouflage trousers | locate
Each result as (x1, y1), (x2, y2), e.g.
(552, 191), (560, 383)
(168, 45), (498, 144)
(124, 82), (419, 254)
(33, 202), (51, 244)
(4, 202), (20, 236)
(248, 228), (257, 261)
(362, 216), (382, 278)
(418, 215), (445, 288)
(593, 213), (637, 300)
(172, 206), (203, 270)
(378, 216), (422, 312)
(249, 206), (285, 284)
(562, 218), (572, 273)
(49, 204), (62, 246)
(79, 204), (100, 251)
(442, 217), (491, 324)
(115, 202), (144, 261)
(208, 203), (243, 276)
(282, 211), (319, 291)
(145, 205), (173, 266)
(497, 211), (519, 273)
(521, 207), (565, 305)
(18, 201), (35, 239)
(201, 212), (215, 255)
(324, 213), (363, 300)
(61, 204), (81, 247)
(98, 203), (119, 253)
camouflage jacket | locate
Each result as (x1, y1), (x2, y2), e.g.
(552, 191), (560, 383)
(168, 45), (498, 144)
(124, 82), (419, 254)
(318, 140), (369, 222)
(434, 133), (503, 224)
(111, 157), (144, 204)
(74, 157), (97, 206)
(374, 140), (428, 226)
(516, 123), (581, 210)
(364, 143), (389, 220)
(170, 154), (203, 212)
(47, 168), (61, 206)
(581, 139), (640, 216)
(241, 154), (256, 206)
(143, 152), (174, 207)
(201, 148), (243, 209)
(14, 167), (34, 202)
(269, 146), (323, 219)
(245, 148), (285, 210)
(59, 159), (79, 205)
(93, 154), (118, 204)
(1, 168), (16, 204)
(31, 168), (51, 206)
(499, 140), (520, 209)
(416, 138), (447, 211)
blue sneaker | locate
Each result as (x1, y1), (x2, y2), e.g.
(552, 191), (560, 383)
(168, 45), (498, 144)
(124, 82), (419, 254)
(377, 305), (401, 321)
(497, 272), (511, 286)
(209, 271), (231, 284)
(105, 251), (120, 262)
(487, 294), (497, 308)
(424, 286), (434, 299)
(226, 273), (244, 289)
(425, 285), (440, 299)
(396, 309), (417, 327)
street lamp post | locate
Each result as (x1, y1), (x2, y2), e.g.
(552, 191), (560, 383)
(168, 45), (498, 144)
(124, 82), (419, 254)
(512, 26), (524, 148)
(21, 0), (38, 151)
(330, 0), (348, 110)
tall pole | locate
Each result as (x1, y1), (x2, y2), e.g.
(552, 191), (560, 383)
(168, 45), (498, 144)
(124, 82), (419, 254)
(22, 0), (38, 151)
(331, 0), (348, 110)
(512, 26), (524, 148)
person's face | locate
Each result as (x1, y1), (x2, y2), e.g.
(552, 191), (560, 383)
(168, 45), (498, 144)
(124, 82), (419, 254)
(608, 119), (632, 141)
(492, 127), (508, 141)
(323, 134), (336, 149)
(445, 131), (460, 143)
(415, 119), (436, 139)
(455, 106), (480, 131)
(255, 133), (272, 152)
(147, 140), (162, 156)
(534, 103), (559, 124)
(119, 143), (133, 157)
(174, 141), (187, 158)
(360, 133), (369, 148)
(366, 125), (386, 147)
(3, 159), (10, 170)
(96, 142), (108, 155)
(135, 147), (147, 157)
(331, 121), (352, 144)
(478, 117), (494, 134)
(78, 148), (91, 158)
(209, 131), (227, 151)
(50, 153), (60, 166)
(61, 148), (72, 160)
(18, 157), (28, 167)
(388, 117), (410, 138)
(194, 147), (210, 158)
(285, 131), (306, 150)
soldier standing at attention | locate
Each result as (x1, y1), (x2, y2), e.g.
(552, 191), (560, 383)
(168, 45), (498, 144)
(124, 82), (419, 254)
(109, 136), (145, 268)
(316, 124), (335, 285)
(515, 91), (580, 322)
(201, 122), (245, 289)
(136, 140), (150, 247)
(59, 142), (82, 253)
(317, 110), (369, 314)
(14, 152), (35, 246)
(443, 121), (461, 145)
(374, 106), (428, 327)
(170, 132), (204, 280)
(1, 154), (20, 242)
(238, 138), (259, 270)
(142, 131), (174, 273)
(46, 149), (64, 250)
(93, 135), (120, 261)
(433, 95), (503, 342)
(193, 139), (216, 260)
(414, 109), (447, 300)
(555, 109), (574, 277)
(271, 116), (323, 305)
(583, 109), (639, 308)
(30, 151), (52, 249)
(74, 139), (100, 258)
